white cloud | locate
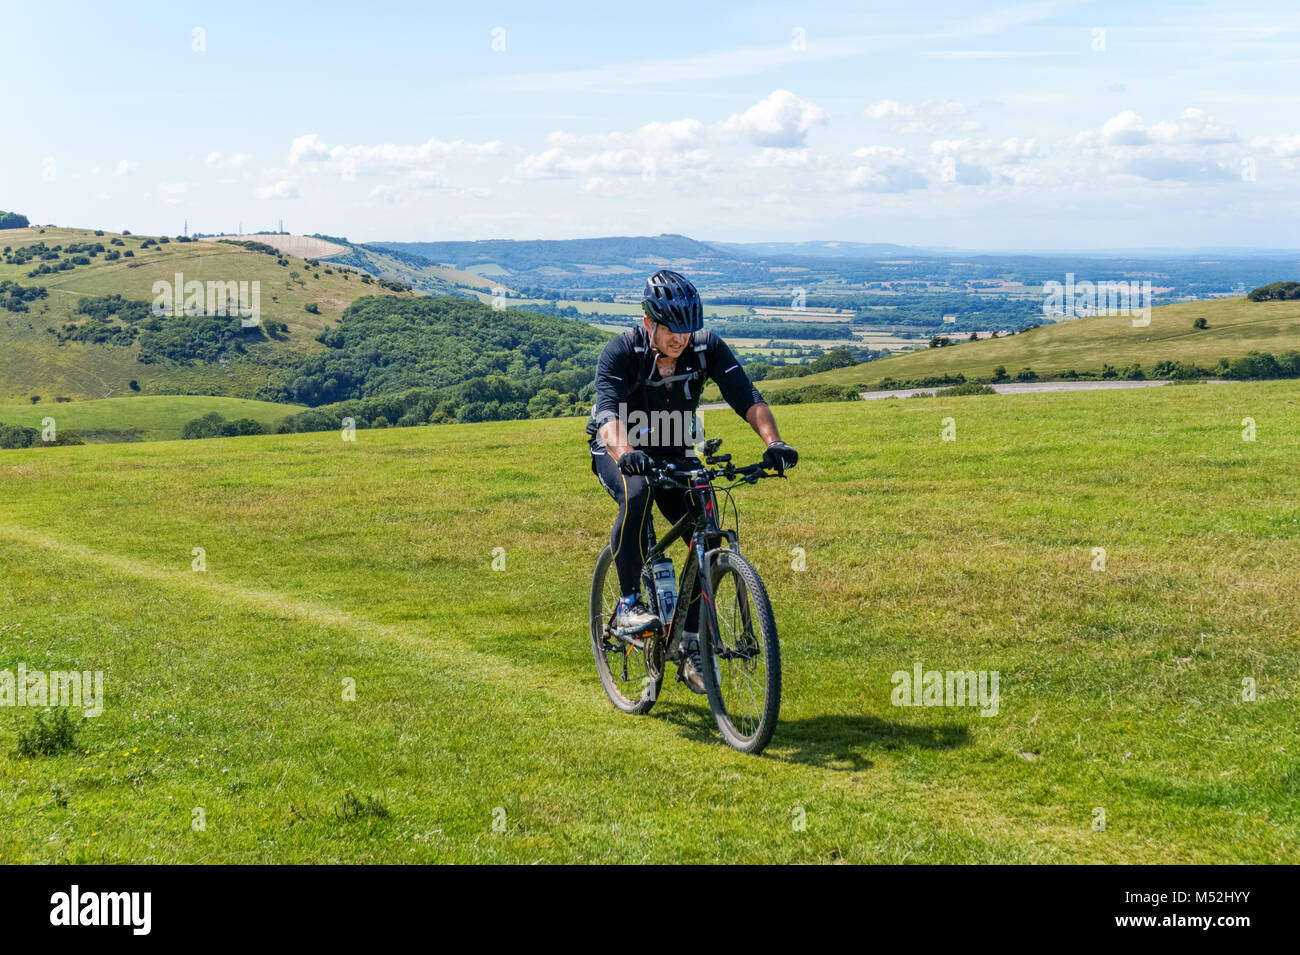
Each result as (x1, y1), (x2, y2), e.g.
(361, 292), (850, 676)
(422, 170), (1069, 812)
(720, 90), (829, 148)
(205, 151), (252, 169)
(288, 133), (504, 173)
(1249, 133), (1300, 158)
(1077, 108), (1237, 148)
(255, 180), (299, 200)
(547, 118), (705, 153)
(113, 159), (137, 176)
(517, 147), (643, 179)
(928, 137), (1036, 185)
(864, 98), (968, 134)
(846, 146), (927, 192)
(1070, 109), (1240, 182)
(747, 148), (823, 169)
(515, 115), (711, 183)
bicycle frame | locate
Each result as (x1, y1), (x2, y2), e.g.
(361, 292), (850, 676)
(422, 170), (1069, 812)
(638, 464), (741, 656)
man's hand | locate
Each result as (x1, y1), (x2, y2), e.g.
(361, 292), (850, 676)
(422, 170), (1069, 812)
(618, 450), (653, 476)
(762, 440), (798, 474)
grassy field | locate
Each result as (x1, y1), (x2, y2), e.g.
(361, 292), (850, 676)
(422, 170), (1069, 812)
(756, 296), (1300, 392)
(0, 395), (303, 443)
(0, 382), (1296, 862)
(0, 227), (412, 402)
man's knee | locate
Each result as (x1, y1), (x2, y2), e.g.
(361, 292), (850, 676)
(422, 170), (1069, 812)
(622, 474), (653, 512)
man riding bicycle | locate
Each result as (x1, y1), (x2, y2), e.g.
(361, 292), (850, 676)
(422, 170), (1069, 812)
(587, 270), (798, 694)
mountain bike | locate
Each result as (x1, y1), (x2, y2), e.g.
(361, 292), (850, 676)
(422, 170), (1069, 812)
(589, 438), (784, 755)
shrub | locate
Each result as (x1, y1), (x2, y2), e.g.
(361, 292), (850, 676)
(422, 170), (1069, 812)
(1014, 367), (1038, 382)
(16, 708), (81, 757)
(304, 303), (320, 314)
(765, 383), (862, 405)
(181, 412), (268, 439)
(1246, 281), (1300, 302)
(1193, 317), (1208, 329)
(0, 423), (39, 448)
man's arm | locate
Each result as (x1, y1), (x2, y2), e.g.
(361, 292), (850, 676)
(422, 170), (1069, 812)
(598, 418), (634, 463)
(593, 335), (634, 461)
(708, 334), (783, 447)
(745, 401), (783, 447)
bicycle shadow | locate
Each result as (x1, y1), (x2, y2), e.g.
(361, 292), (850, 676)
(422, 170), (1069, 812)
(652, 705), (970, 772)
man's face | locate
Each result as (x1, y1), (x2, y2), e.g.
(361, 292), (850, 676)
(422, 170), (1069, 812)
(644, 316), (689, 358)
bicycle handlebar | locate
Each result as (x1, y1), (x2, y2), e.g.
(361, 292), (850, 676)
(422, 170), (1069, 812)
(647, 455), (784, 489)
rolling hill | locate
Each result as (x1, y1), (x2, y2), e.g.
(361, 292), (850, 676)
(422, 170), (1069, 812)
(753, 295), (1300, 392)
(0, 226), (414, 402)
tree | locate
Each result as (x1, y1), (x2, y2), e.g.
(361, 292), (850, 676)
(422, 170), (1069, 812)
(1193, 317), (1208, 329)
(0, 211), (31, 230)
(992, 365), (1009, 382)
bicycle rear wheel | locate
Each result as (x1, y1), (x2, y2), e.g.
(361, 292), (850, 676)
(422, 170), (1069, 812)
(590, 545), (662, 714)
(698, 550), (781, 754)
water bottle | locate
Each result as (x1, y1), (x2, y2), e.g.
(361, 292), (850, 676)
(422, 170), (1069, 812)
(652, 556), (678, 626)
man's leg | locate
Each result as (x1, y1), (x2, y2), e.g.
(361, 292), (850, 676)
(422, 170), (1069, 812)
(591, 446), (654, 598)
(651, 485), (701, 636)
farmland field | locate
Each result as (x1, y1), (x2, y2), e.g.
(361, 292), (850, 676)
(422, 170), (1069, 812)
(1, 382), (1296, 863)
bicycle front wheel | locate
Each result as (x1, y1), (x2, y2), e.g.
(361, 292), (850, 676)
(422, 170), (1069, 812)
(698, 549), (781, 754)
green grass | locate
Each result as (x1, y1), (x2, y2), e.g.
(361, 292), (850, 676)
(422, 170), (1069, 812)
(755, 295), (1300, 392)
(0, 395), (304, 442)
(0, 382), (1297, 862)
(0, 227), (412, 402)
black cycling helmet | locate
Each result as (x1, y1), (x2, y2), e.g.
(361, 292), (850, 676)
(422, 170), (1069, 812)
(642, 269), (703, 334)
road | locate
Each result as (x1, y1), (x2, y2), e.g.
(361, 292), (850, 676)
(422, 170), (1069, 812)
(699, 379), (1235, 409)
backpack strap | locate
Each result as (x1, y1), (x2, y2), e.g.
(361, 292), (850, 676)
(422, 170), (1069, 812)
(691, 328), (708, 374)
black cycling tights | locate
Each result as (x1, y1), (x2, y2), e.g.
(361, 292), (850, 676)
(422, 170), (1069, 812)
(591, 446), (701, 633)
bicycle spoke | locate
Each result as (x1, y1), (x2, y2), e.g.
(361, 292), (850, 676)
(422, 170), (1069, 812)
(712, 565), (768, 739)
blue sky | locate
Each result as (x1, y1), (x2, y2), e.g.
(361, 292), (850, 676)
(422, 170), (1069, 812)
(8, 0), (1300, 247)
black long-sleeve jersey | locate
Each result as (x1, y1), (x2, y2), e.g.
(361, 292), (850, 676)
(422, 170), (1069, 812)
(585, 324), (765, 458)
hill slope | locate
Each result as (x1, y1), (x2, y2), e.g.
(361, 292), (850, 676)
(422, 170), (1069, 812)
(0, 227), (413, 401)
(0, 382), (1296, 862)
(757, 295), (1300, 391)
